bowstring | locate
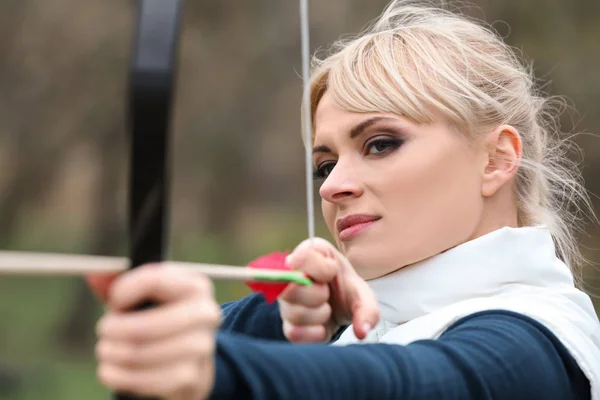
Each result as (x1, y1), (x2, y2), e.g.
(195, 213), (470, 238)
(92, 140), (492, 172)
(299, 0), (315, 240)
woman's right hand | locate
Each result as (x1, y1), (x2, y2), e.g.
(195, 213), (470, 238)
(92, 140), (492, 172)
(278, 238), (380, 343)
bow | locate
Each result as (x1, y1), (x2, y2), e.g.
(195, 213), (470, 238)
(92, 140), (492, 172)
(121, 0), (313, 397)
(121, 0), (183, 399)
(125, 0), (315, 313)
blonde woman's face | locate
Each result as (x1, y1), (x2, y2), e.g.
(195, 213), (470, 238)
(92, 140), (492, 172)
(313, 92), (489, 280)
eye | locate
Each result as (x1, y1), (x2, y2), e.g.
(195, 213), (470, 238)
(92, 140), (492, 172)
(365, 137), (403, 155)
(313, 162), (336, 180)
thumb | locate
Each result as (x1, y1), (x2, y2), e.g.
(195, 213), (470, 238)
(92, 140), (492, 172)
(84, 273), (119, 303)
(348, 278), (380, 340)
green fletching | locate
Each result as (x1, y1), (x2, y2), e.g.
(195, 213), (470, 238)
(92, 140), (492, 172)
(253, 271), (313, 286)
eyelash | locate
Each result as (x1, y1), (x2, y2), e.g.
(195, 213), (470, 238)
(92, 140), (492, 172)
(312, 137), (404, 180)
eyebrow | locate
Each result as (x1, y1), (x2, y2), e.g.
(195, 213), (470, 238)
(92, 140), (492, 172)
(312, 116), (397, 154)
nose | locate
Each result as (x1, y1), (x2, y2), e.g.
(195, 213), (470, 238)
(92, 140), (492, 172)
(318, 160), (364, 203)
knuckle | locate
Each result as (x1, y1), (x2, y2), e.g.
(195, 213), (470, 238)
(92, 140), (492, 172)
(207, 302), (222, 323)
(289, 239), (329, 267)
(125, 323), (146, 343)
(312, 237), (334, 251)
(324, 257), (340, 274)
(172, 364), (199, 392)
(283, 321), (326, 343)
(285, 286), (306, 305)
(161, 264), (183, 282)
(95, 340), (108, 360)
(313, 283), (330, 303)
(293, 325), (327, 343)
(307, 237), (337, 258)
(96, 340), (141, 367)
(119, 343), (140, 366)
(147, 266), (165, 284)
(283, 322), (299, 341)
(286, 304), (309, 324)
(293, 238), (314, 253)
(278, 299), (291, 316)
(192, 335), (215, 357)
(287, 250), (308, 269)
(185, 298), (222, 330)
(97, 364), (118, 388)
(138, 269), (163, 293)
(320, 302), (333, 322)
(279, 285), (301, 303)
(282, 284), (328, 308)
(303, 284), (330, 306)
(310, 325), (328, 342)
(193, 274), (214, 295)
(96, 315), (111, 337)
(197, 299), (221, 325)
(293, 255), (338, 283)
(183, 366), (199, 389)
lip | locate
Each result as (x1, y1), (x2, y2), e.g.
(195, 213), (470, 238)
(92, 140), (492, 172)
(336, 214), (381, 241)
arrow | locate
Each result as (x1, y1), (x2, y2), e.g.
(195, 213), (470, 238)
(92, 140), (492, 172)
(0, 251), (312, 289)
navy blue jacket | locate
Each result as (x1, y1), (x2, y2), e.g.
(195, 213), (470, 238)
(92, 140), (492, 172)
(210, 293), (590, 399)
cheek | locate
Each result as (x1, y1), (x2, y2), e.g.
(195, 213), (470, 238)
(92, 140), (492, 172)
(373, 143), (484, 267)
(321, 200), (337, 238)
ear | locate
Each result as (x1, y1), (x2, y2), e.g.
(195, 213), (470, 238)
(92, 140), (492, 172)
(481, 125), (522, 197)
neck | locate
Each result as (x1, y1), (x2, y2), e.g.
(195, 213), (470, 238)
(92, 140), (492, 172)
(472, 186), (520, 239)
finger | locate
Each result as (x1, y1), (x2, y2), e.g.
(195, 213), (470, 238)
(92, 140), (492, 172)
(97, 297), (221, 342)
(282, 320), (330, 343)
(279, 301), (331, 326)
(85, 273), (119, 302)
(288, 237), (349, 264)
(286, 240), (339, 282)
(97, 360), (210, 398)
(349, 277), (381, 340)
(107, 265), (213, 311)
(288, 237), (353, 269)
(287, 237), (336, 262)
(96, 330), (214, 368)
(279, 282), (329, 307)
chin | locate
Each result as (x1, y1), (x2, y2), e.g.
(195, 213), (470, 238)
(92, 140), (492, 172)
(343, 244), (396, 280)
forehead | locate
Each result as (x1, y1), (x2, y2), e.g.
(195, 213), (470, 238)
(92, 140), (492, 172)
(314, 92), (372, 141)
(314, 91), (414, 145)
(314, 92), (346, 130)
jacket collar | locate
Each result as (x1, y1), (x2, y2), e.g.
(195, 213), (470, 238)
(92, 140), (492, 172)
(367, 225), (577, 325)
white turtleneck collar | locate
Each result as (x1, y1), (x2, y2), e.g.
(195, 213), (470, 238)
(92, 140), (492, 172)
(335, 225), (600, 399)
(366, 225), (583, 325)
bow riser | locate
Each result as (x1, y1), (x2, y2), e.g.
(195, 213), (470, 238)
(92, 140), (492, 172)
(121, 1), (183, 399)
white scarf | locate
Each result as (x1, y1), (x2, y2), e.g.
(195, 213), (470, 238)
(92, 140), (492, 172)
(333, 225), (600, 399)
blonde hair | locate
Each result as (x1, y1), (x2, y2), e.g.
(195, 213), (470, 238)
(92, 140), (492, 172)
(309, 0), (596, 274)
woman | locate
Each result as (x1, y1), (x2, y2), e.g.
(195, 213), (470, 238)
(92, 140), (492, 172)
(89, 1), (600, 399)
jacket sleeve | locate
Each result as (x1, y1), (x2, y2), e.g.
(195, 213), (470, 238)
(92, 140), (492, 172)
(219, 293), (286, 341)
(209, 310), (591, 400)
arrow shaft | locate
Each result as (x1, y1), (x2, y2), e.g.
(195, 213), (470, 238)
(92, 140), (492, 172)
(0, 251), (309, 284)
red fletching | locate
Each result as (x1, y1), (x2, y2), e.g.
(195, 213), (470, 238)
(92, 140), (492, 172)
(246, 251), (291, 303)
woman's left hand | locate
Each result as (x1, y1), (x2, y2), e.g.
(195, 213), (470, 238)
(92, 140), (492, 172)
(86, 265), (222, 400)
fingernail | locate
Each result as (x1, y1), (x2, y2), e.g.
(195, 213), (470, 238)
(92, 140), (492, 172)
(362, 323), (372, 334)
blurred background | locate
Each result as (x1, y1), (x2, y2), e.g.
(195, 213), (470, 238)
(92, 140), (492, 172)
(0, 0), (599, 398)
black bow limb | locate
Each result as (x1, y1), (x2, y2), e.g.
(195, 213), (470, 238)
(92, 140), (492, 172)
(117, 1), (183, 399)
